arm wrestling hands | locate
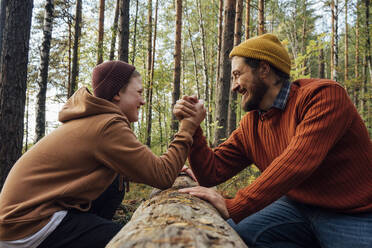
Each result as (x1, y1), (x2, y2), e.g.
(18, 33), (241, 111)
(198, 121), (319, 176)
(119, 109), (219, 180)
(173, 95), (230, 220)
(177, 95), (206, 131)
(176, 96), (204, 182)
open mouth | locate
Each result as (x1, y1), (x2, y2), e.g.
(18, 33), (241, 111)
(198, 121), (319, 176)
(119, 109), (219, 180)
(239, 88), (247, 95)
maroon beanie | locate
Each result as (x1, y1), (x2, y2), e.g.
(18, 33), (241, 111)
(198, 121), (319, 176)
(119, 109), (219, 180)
(92, 60), (136, 101)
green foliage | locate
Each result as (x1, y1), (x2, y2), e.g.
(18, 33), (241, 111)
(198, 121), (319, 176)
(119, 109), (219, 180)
(217, 165), (261, 198)
(290, 34), (327, 80)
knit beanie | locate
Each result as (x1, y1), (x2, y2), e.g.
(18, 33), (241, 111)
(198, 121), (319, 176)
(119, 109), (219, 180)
(229, 33), (291, 75)
(92, 60), (136, 101)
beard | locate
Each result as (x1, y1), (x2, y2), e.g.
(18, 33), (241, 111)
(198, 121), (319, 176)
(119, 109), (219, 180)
(242, 79), (268, 112)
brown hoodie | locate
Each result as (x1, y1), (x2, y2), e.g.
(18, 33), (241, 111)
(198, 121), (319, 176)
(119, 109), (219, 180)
(0, 87), (197, 241)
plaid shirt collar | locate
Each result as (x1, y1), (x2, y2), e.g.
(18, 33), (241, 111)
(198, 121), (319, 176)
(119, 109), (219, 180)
(271, 80), (291, 110)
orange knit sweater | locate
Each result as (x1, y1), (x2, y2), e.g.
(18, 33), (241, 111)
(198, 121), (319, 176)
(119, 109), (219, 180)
(189, 79), (372, 223)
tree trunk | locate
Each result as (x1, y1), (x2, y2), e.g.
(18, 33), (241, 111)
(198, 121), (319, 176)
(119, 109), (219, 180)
(318, 47), (325, 78)
(35, 0), (54, 142)
(109, 0), (120, 60)
(365, 0), (372, 84)
(145, 0), (152, 146)
(0, 0), (7, 59)
(68, 0), (82, 98)
(216, 0), (223, 95)
(24, 89), (30, 152)
(214, 0), (236, 147)
(344, 0), (348, 84)
(196, 0), (210, 141)
(334, 0), (339, 81)
(186, 22), (200, 98)
(155, 86), (164, 153)
(118, 0), (130, 62)
(131, 0), (139, 64)
(364, 0), (371, 130)
(258, 0), (264, 35)
(245, 0), (250, 39)
(0, 0), (33, 190)
(301, 1), (307, 76)
(106, 176), (248, 247)
(330, 0), (335, 80)
(330, 0), (338, 81)
(171, 0), (183, 135)
(97, 0), (105, 65)
(360, 56), (367, 116)
(67, 14), (72, 93)
(163, 92), (169, 148)
(354, 3), (360, 107)
(146, 0), (158, 147)
(227, 0), (243, 136)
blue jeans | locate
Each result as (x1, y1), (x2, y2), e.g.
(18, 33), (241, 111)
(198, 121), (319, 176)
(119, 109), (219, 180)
(228, 196), (372, 248)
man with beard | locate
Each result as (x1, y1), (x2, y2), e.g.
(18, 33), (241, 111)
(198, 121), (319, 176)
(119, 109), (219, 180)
(174, 34), (372, 247)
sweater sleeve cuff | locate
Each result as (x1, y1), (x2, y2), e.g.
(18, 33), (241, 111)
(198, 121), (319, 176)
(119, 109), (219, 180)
(225, 198), (248, 223)
(179, 119), (198, 135)
(193, 125), (203, 138)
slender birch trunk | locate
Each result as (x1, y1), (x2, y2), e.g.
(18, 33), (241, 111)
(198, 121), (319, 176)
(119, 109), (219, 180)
(258, 0), (264, 35)
(318, 47), (325, 78)
(186, 23), (200, 98)
(365, 0), (372, 85)
(131, 0), (139, 64)
(69, 0), (82, 98)
(354, 2), (360, 107)
(245, 0), (250, 39)
(146, 0), (158, 147)
(344, 0), (348, 85)
(330, 0), (338, 81)
(97, 0), (105, 65)
(35, 0), (54, 142)
(24, 89), (29, 152)
(197, 0), (211, 141)
(109, 0), (120, 61)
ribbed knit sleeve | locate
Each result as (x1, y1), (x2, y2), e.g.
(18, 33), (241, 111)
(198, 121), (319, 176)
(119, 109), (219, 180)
(226, 83), (355, 223)
(189, 125), (252, 187)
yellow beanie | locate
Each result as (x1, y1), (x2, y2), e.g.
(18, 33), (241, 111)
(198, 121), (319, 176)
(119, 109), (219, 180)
(229, 33), (291, 75)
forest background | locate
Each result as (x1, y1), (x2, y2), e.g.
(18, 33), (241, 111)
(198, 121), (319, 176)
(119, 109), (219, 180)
(0, 0), (371, 219)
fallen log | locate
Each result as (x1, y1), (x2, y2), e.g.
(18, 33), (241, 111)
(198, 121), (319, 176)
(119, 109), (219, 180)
(106, 175), (248, 248)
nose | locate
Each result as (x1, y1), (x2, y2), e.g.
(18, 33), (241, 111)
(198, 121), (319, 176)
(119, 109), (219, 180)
(231, 81), (240, 92)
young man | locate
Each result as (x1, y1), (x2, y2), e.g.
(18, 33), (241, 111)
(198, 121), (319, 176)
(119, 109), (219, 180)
(0, 60), (206, 248)
(175, 34), (372, 247)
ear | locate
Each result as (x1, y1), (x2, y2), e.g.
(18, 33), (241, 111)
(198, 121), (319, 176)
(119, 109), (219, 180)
(258, 61), (270, 79)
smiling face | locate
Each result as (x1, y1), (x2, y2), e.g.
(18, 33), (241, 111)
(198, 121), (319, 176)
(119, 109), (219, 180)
(113, 75), (145, 122)
(231, 56), (268, 112)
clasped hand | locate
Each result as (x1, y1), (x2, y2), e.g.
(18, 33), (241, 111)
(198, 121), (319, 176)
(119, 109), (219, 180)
(173, 95), (206, 127)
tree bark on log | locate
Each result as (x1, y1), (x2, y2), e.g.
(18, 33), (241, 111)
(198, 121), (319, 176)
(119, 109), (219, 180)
(106, 175), (248, 247)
